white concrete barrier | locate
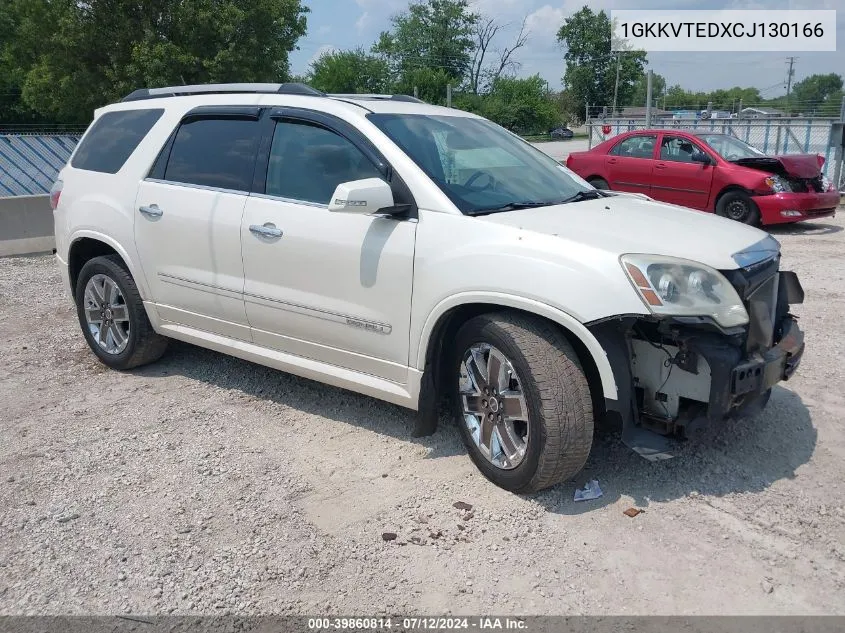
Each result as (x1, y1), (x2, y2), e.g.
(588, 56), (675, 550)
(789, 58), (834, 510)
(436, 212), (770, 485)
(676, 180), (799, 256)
(0, 195), (54, 257)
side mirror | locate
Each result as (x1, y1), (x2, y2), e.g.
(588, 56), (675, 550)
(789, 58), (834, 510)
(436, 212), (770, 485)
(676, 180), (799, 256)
(328, 178), (395, 215)
(691, 150), (713, 165)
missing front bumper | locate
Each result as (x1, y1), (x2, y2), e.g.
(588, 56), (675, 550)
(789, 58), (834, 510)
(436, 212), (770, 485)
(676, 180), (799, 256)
(590, 311), (805, 459)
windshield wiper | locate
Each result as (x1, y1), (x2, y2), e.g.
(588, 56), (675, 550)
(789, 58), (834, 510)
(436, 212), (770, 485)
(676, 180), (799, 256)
(558, 189), (606, 204)
(466, 201), (558, 215)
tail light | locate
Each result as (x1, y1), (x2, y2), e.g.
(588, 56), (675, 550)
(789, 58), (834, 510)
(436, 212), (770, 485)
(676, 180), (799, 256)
(565, 156), (573, 168)
(817, 154), (825, 169)
(49, 180), (63, 211)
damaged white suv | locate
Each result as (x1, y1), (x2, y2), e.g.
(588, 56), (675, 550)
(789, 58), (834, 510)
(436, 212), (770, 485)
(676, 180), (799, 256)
(53, 83), (806, 493)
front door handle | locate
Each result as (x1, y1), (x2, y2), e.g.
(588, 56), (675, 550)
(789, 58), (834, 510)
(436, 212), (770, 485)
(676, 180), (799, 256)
(249, 223), (283, 238)
(655, 163), (668, 169)
(607, 158), (618, 164)
(139, 204), (163, 218)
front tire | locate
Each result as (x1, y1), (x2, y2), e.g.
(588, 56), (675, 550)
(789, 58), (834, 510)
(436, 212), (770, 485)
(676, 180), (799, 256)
(452, 312), (593, 493)
(75, 255), (168, 370)
(716, 191), (760, 225)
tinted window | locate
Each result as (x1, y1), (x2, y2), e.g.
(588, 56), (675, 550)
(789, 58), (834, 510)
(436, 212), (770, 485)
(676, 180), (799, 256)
(660, 136), (699, 162)
(71, 109), (163, 173)
(164, 118), (260, 191)
(611, 135), (657, 158)
(266, 120), (381, 204)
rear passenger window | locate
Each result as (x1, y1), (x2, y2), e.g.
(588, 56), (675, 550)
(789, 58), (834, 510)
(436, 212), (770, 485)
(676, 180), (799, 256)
(611, 135), (657, 159)
(266, 120), (381, 204)
(71, 109), (163, 173)
(164, 118), (260, 191)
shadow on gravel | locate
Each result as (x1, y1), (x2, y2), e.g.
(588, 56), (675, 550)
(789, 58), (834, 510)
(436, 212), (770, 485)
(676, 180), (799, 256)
(767, 221), (843, 236)
(536, 385), (816, 515)
(132, 341), (466, 460)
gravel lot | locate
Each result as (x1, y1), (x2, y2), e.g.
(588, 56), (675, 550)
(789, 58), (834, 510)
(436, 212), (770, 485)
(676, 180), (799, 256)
(1, 212), (844, 616)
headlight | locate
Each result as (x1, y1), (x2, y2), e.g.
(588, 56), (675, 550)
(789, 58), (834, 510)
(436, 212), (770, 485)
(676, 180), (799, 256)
(821, 175), (832, 191)
(621, 254), (749, 327)
(764, 175), (791, 193)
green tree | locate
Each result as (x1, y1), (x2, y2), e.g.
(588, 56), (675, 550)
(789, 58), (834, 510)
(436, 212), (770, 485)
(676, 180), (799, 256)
(309, 48), (391, 94)
(373, 0), (477, 92)
(480, 75), (559, 134)
(6, 0), (308, 123)
(630, 72), (666, 108)
(556, 7), (647, 114)
(790, 73), (843, 114)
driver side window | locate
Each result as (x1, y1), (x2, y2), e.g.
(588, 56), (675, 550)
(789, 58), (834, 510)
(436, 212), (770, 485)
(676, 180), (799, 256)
(266, 120), (382, 205)
(660, 136), (700, 163)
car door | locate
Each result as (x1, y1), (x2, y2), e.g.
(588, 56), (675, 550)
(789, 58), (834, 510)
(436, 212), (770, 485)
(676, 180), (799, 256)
(650, 134), (715, 209)
(604, 134), (658, 194)
(240, 109), (417, 383)
(134, 108), (262, 341)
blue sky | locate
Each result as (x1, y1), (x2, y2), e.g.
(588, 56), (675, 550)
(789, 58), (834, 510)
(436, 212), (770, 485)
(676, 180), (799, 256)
(289, 0), (844, 102)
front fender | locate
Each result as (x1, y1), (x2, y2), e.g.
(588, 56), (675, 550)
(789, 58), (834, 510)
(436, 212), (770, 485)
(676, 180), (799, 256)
(415, 292), (619, 401)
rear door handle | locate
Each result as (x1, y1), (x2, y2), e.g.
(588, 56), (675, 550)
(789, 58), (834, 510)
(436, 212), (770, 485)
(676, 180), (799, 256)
(249, 223), (283, 238)
(139, 204), (163, 218)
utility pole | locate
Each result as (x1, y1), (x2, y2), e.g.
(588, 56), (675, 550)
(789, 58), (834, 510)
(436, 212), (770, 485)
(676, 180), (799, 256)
(447, 83), (452, 108)
(612, 53), (621, 114)
(645, 69), (653, 127)
(785, 56), (797, 114)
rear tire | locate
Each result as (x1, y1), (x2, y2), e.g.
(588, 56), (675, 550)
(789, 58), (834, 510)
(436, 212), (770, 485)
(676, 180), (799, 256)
(588, 177), (609, 190)
(716, 191), (760, 225)
(451, 312), (593, 494)
(75, 255), (168, 370)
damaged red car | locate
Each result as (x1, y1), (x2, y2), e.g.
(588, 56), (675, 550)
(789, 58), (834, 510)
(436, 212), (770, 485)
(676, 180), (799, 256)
(565, 130), (839, 225)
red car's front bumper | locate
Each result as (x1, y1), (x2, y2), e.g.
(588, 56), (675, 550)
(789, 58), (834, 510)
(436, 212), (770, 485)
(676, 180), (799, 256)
(752, 190), (840, 225)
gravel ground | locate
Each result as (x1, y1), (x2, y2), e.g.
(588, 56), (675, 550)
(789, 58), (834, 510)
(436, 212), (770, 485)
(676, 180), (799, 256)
(1, 212), (844, 616)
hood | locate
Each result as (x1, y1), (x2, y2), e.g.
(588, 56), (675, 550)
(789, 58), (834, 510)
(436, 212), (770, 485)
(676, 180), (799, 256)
(732, 154), (821, 178)
(477, 196), (772, 270)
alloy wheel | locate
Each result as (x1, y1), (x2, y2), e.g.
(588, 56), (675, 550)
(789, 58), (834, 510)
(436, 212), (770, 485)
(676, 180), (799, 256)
(83, 274), (131, 355)
(458, 343), (530, 470)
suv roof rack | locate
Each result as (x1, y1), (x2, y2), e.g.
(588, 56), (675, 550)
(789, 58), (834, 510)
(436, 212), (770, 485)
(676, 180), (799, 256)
(328, 93), (425, 104)
(121, 82), (325, 102)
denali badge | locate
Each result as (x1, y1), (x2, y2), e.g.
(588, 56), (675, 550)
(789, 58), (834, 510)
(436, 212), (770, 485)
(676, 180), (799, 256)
(346, 317), (391, 335)
(333, 199), (368, 207)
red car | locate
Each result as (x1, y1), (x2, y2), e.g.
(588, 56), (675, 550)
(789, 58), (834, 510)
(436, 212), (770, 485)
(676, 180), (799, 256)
(565, 130), (839, 225)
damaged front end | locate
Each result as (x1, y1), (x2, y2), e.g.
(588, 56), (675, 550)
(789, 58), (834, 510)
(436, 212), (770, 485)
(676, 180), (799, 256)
(590, 238), (805, 460)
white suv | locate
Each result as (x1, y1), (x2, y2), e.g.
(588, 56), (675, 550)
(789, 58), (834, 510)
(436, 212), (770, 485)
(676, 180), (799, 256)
(52, 83), (806, 493)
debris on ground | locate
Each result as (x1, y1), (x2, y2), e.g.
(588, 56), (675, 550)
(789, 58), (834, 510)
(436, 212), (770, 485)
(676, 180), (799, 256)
(381, 532), (398, 542)
(574, 480), (603, 502)
(453, 501), (473, 511)
(623, 508), (644, 518)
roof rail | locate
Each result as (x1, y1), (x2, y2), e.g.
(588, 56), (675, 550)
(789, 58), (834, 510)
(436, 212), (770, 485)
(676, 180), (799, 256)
(121, 82), (325, 102)
(327, 93), (425, 104)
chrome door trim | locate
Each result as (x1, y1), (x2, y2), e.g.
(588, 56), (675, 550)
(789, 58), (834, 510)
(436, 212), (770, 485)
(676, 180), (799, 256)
(243, 291), (392, 335)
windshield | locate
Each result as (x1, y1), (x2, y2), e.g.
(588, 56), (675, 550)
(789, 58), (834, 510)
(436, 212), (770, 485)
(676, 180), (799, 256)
(368, 113), (593, 214)
(697, 134), (766, 160)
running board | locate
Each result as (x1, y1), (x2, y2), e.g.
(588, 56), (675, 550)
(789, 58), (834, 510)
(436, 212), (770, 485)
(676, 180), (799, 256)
(157, 322), (419, 410)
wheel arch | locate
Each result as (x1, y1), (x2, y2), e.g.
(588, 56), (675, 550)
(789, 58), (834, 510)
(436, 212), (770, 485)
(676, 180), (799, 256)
(68, 231), (150, 300)
(713, 184), (754, 212)
(416, 294), (618, 413)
